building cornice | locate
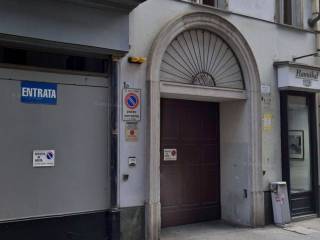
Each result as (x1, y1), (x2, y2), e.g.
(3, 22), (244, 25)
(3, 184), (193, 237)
(274, 61), (320, 71)
(59, 0), (146, 11)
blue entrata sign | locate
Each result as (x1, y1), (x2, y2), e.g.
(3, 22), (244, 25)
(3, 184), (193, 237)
(21, 81), (57, 105)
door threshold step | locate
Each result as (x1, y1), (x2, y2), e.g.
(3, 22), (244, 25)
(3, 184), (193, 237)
(292, 213), (317, 222)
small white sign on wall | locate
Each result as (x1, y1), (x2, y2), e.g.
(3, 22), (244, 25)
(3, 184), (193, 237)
(122, 88), (141, 121)
(33, 150), (55, 167)
(163, 149), (177, 161)
(261, 84), (271, 95)
(125, 122), (138, 142)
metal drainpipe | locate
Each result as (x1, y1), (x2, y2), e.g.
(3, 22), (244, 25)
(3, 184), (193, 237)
(311, 0), (320, 54)
(317, 0), (320, 52)
(316, 0), (320, 65)
(108, 56), (120, 240)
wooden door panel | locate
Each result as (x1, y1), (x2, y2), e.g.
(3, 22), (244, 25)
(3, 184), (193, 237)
(160, 166), (182, 206)
(202, 105), (219, 140)
(161, 101), (179, 140)
(203, 144), (219, 164)
(179, 144), (202, 165)
(161, 99), (220, 227)
(201, 168), (220, 204)
(182, 165), (202, 205)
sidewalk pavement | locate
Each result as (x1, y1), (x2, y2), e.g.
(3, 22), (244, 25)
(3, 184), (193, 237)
(161, 218), (320, 240)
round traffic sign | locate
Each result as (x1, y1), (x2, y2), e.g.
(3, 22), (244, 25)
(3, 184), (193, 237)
(46, 152), (54, 160)
(125, 93), (140, 109)
(171, 150), (176, 156)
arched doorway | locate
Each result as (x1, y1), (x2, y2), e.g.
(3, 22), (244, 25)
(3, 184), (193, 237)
(146, 12), (263, 240)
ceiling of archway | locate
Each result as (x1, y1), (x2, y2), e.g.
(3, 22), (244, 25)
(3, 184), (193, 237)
(160, 29), (245, 90)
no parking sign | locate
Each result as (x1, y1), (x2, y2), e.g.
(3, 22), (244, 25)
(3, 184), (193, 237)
(122, 88), (141, 121)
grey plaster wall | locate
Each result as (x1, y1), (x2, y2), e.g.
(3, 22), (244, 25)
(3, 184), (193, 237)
(220, 101), (251, 225)
(118, 0), (317, 216)
(0, 0), (129, 52)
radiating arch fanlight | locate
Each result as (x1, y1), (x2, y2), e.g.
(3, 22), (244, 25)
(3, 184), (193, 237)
(160, 29), (245, 90)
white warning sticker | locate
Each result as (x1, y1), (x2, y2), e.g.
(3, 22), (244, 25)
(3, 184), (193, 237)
(33, 150), (55, 167)
(163, 149), (177, 161)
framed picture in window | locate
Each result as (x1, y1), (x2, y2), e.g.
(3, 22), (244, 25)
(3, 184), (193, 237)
(288, 130), (304, 160)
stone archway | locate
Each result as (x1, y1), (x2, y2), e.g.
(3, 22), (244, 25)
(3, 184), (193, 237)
(146, 12), (263, 240)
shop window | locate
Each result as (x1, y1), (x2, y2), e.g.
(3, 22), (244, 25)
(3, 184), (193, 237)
(0, 46), (110, 73)
(276, 0), (303, 27)
(192, 0), (227, 9)
(283, 0), (292, 25)
(280, 92), (317, 216)
(202, 0), (215, 6)
(3, 48), (26, 65)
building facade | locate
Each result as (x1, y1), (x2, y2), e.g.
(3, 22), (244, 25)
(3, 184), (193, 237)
(0, 0), (144, 239)
(119, 0), (320, 239)
(1, 0), (320, 240)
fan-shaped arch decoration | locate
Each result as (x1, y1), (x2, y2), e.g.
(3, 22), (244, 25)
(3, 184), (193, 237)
(160, 29), (245, 90)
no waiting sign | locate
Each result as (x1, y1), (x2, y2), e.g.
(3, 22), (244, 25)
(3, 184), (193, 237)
(123, 88), (141, 121)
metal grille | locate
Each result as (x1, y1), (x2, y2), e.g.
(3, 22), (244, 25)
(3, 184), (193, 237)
(160, 29), (245, 90)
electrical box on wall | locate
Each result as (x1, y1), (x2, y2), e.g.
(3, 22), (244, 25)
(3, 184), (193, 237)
(128, 156), (137, 167)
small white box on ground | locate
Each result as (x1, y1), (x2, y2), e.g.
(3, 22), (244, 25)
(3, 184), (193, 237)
(270, 181), (291, 225)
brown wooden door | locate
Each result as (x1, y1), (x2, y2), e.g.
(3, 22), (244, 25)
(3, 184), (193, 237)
(160, 99), (220, 228)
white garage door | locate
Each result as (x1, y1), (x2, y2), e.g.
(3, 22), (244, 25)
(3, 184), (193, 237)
(0, 66), (110, 221)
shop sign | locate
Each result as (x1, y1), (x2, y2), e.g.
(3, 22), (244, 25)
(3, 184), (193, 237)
(277, 64), (320, 91)
(295, 69), (319, 81)
(122, 88), (141, 121)
(21, 81), (57, 105)
(33, 150), (55, 167)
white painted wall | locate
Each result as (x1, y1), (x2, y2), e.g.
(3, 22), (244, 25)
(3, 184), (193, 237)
(118, 0), (316, 215)
(228, 0), (275, 22)
(228, 0), (312, 30)
(118, 61), (147, 207)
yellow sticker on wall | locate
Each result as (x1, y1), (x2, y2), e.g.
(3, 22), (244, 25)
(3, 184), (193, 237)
(263, 113), (272, 131)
